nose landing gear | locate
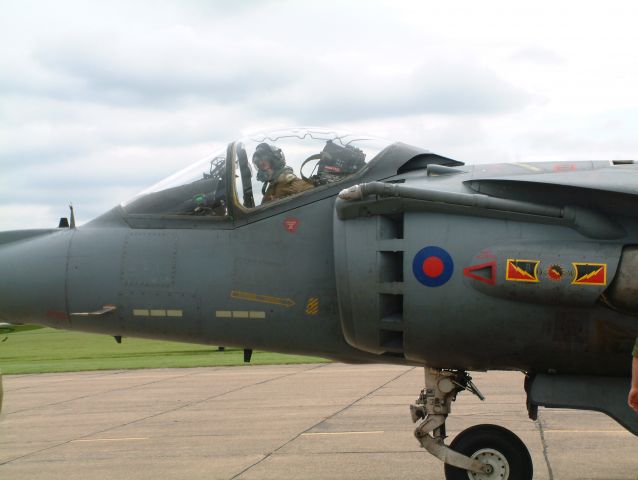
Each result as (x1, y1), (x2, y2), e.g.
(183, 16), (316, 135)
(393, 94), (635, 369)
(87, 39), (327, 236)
(410, 368), (533, 480)
(445, 424), (532, 480)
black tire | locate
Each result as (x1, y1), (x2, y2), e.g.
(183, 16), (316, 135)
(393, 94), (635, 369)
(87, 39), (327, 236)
(444, 424), (533, 480)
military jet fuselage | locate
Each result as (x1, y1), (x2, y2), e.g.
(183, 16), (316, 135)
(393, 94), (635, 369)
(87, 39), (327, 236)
(1, 128), (636, 479)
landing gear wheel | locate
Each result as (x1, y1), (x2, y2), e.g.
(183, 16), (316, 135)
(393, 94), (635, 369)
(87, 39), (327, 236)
(444, 424), (533, 480)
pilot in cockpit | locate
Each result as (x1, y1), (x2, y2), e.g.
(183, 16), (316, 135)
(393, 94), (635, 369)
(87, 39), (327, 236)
(252, 143), (313, 203)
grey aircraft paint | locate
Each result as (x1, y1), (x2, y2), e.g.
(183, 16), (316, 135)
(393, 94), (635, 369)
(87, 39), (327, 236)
(0, 127), (636, 479)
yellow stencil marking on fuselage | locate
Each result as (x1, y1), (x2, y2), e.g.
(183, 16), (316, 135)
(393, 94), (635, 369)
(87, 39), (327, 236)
(231, 290), (295, 307)
(513, 162), (543, 172)
(216, 310), (266, 319)
(305, 297), (319, 315)
(133, 309), (181, 317)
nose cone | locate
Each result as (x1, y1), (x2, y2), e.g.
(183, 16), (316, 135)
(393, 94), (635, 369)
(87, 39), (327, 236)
(0, 230), (71, 327)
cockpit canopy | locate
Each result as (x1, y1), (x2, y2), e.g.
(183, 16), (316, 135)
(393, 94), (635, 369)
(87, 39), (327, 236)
(122, 128), (393, 218)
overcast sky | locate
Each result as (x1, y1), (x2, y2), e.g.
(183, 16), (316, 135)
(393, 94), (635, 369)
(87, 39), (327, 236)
(2, 0), (638, 229)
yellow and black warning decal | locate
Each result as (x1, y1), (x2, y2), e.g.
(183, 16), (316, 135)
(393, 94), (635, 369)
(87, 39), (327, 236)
(305, 297), (319, 315)
(571, 262), (607, 285)
(505, 259), (540, 283)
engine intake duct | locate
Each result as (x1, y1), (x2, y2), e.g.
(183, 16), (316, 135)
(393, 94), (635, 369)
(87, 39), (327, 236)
(603, 246), (638, 313)
(337, 182), (626, 240)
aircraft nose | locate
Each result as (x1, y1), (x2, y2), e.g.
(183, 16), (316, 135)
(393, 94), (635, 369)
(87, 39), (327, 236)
(0, 230), (71, 326)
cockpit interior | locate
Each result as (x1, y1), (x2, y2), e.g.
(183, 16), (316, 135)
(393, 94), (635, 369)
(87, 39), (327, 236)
(121, 128), (393, 219)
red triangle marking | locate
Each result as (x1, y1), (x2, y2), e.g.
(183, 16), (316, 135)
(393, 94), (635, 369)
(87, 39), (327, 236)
(463, 261), (496, 285)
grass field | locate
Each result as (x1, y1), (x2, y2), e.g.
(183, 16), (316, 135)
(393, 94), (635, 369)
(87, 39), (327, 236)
(0, 326), (328, 375)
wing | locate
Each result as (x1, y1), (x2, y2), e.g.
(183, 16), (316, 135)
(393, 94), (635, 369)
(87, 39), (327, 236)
(465, 162), (638, 218)
(337, 162), (638, 240)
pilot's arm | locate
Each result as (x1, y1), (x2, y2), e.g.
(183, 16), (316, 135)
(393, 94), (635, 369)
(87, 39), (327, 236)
(263, 172), (313, 202)
(630, 338), (638, 413)
(279, 174), (313, 197)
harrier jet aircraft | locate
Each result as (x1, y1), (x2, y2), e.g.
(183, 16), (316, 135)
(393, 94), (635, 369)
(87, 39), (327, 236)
(1, 127), (637, 479)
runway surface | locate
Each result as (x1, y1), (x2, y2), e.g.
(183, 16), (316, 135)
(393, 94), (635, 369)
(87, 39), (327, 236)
(1, 363), (637, 479)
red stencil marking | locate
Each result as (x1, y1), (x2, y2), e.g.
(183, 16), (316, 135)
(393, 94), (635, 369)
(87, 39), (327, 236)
(463, 261), (497, 285)
(284, 218), (299, 233)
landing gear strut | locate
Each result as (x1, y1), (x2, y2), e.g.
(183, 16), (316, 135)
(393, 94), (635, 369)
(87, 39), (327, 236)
(410, 368), (533, 480)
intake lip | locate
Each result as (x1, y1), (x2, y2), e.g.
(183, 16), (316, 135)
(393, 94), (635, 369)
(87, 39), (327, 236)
(0, 229), (72, 326)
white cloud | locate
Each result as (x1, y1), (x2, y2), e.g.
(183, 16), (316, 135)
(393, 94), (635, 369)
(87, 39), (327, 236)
(0, 205), (63, 231)
(249, 58), (532, 123)
(508, 47), (566, 66)
(2, 0), (638, 229)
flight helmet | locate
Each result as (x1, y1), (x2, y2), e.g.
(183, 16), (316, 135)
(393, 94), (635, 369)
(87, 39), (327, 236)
(252, 143), (286, 182)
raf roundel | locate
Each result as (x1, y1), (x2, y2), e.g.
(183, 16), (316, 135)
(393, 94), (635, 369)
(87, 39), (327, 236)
(412, 246), (454, 287)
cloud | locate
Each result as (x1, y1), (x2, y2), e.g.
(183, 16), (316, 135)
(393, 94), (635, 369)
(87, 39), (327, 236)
(0, 96), (244, 168)
(2, 1), (531, 120)
(25, 28), (294, 108)
(2, 0), (638, 231)
(251, 59), (532, 123)
(0, 124), (228, 228)
(509, 47), (566, 66)
(0, 205), (63, 231)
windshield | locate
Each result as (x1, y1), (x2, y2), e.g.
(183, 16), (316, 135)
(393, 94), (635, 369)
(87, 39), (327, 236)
(234, 128), (392, 207)
(120, 128), (392, 217)
(122, 146), (228, 217)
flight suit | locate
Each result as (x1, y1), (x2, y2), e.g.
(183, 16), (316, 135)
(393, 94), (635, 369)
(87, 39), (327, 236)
(262, 170), (313, 203)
